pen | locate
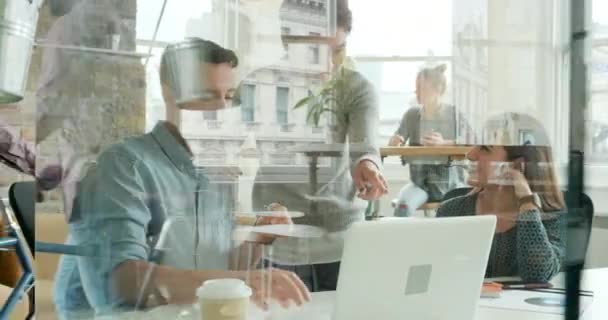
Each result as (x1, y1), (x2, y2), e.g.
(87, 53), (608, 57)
(503, 283), (552, 290)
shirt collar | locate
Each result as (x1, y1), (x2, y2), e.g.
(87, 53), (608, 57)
(151, 121), (195, 174)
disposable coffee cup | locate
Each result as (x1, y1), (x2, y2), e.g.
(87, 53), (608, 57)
(197, 279), (252, 320)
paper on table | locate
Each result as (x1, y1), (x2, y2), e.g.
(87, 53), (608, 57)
(238, 224), (327, 238)
(235, 211), (306, 218)
(478, 290), (593, 316)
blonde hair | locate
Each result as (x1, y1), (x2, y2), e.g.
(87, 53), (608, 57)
(417, 64), (448, 95)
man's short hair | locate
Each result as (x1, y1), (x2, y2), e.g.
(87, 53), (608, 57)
(159, 38), (238, 87)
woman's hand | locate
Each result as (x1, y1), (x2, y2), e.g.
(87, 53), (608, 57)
(244, 269), (311, 310)
(505, 168), (533, 199)
(421, 132), (448, 146)
(388, 134), (405, 146)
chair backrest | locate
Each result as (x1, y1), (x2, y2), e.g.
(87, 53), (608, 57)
(8, 182), (36, 253)
(563, 190), (595, 266)
(36, 213), (70, 280)
(564, 191), (594, 220)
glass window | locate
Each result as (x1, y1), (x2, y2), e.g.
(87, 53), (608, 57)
(17, 1), (607, 319)
(308, 32), (321, 64)
(241, 84), (256, 122)
(281, 27), (291, 60)
(276, 87), (290, 125)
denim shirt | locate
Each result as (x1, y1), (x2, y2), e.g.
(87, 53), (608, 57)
(54, 122), (234, 317)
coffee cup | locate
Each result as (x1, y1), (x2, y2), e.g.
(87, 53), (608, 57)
(197, 279), (252, 320)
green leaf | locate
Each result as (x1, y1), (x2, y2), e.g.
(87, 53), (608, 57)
(293, 96), (311, 110)
(306, 108), (315, 124)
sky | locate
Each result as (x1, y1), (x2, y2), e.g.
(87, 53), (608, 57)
(135, 0), (607, 97)
(136, 0), (606, 50)
(594, 0), (608, 25)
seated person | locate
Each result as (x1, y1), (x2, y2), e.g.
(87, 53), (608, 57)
(437, 113), (566, 282)
(53, 39), (310, 318)
(388, 64), (471, 216)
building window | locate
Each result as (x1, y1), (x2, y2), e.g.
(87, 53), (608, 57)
(308, 32), (320, 64)
(276, 87), (289, 125)
(241, 84), (256, 122)
(281, 27), (290, 60)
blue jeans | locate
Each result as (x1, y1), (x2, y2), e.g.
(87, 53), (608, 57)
(53, 236), (93, 320)
(393, 183), (429, 217)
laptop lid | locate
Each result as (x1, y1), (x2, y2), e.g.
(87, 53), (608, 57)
(333, 215), (496, 320)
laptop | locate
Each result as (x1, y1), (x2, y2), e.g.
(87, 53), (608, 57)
(332, 215), (496, 320)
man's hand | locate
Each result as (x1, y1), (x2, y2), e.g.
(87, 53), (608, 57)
(244, 269), (311, 310)
(352, 160), (388, 200)
(257, 203), (292, 225)
(254, 203), (293, 244)
(388, 134), (404, 146)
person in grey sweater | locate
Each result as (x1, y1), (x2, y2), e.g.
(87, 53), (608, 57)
(252, 0), (387, 291)
(389, 64), (471, 216)
(437, 114), (566, 282)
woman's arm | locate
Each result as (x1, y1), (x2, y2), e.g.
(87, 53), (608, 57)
(508, 168), (566, 283)
(515, 209), (566, 283)
(390, 110), (413, 146)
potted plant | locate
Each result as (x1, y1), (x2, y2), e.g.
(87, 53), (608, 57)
(293, 67), (354, 131)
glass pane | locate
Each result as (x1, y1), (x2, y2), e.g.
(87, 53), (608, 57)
(276, 87), (290, 124)
(5, 0), (599, 319)
(241, 84), (256, 122)
(585, 0), (608, 273)
(349, 0), (452, 56)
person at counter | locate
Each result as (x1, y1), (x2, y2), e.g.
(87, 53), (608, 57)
(388, 64), (471, 216)
(252, 0), (388, 292)
(437, 113), (566, 282)
(53, 39), (310, 319)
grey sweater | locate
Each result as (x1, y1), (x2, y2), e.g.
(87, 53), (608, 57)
(252, 69), (380, 264)
(396, 105), (471, 201)
(253, 69), (380, 232)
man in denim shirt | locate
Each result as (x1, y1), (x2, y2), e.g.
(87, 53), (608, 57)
(54, 39), (310, 319)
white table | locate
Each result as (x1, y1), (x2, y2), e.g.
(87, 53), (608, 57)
(98, 268), (607, 320)
(474, 268), (607, 320)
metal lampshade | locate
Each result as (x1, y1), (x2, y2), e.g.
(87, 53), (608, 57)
(0, 0), (42, 104)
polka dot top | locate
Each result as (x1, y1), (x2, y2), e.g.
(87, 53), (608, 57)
(436, 193), (567, 282)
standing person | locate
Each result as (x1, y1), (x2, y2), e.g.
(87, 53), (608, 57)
(53, 39), (310, 319)
(388, 64), (471, 216)
(252, 0), (387, 292)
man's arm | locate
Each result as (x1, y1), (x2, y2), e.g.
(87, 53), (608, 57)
(77, 148), (309, 311)
(345, 71), (381, 169)
(112, 259), (241, 306)
(0, 124), (36, 176)
(343, 71), (388, 199)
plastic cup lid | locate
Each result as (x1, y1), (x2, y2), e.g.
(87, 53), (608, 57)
(196, 279), (252, 300)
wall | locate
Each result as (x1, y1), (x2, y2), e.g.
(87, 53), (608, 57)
(0, 1), (145, 215)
